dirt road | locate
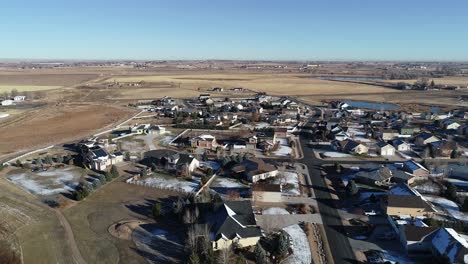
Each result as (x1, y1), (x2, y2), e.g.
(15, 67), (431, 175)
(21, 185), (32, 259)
(54, 209), (87, 264)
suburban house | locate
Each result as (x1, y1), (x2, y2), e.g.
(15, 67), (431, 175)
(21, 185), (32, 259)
(251, 184), (282, 203)
(175, 154), (200, 174)
(355, 167), (393, 187)
(382, 195), (434, 218)
(274, 127), (288, 138)
(415, 132), (440, 146)
(403, 160), (429, 177)
(84, 146), (123, 171)
(441, 120), (461, 130)
(13, 95), (26, 101)
(430, 228), (468, 263)
(376, 141), (396, 156)
(428, 140), (455, 158)
(231, 158), (278, 183)
(334, 139), (369, 155)
(202, 201), (262, 250)
(392, 138), (411, 152)
(400, 225), (438, 253)
(142, 149), (181, 169)
(378, 128), (400, 140)
(190, 134), (217, 149)
(399, 126), (420, 137)
(400, 227), (468, 263)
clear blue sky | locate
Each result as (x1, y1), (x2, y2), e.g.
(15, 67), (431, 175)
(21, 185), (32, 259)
(1, 0), (467, 61)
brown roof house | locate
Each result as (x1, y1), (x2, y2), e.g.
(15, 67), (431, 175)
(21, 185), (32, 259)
(251, 184), (282, 203)
(382, 195), (435, 218)
(231, 158), (278, 183)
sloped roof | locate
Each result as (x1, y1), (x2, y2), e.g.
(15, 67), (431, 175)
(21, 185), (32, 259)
(405, 226), (438, 242)
(387, 195), (434, 212)
(431, 228), (468, 263)
(207, 201), (262, 241)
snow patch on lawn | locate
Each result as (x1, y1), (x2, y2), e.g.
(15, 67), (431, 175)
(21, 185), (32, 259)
(274, 171), (300, 196)
(322, 152), (351, 158)
(274, 138), (292, 156)
(212, 177), (246, 188)
(134, 175), (199, 193)
(283, 224), (311, 264)
(423, 195), (468, 221)
(8, 168), (82, 195)
(263, 207), (290, 215)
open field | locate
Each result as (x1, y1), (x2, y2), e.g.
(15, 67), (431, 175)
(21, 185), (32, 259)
(0, 73), (100, 87)
(104, 73), (395, 97)
(0, 103), (136, 156)
(63, 179), (181, 264)
(0, 171), (74, 264)
(384, 77), (468, 87)
(0, 85), (61, 93)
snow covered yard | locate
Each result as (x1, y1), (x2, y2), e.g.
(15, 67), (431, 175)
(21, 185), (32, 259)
(209, 177), (250, 196)
(283, 224), (311, 264)
(7, 167), (84, 195)
(133, 173), (200, 193)
(274, 138), (292, 156)
(321, 152), (352, 158)
(423, 195), (468, 221)
(263, 207), (290, 215)
(274, 171), (300, 196)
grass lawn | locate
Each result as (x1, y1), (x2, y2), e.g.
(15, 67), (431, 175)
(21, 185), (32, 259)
(63, 179), (182, 264)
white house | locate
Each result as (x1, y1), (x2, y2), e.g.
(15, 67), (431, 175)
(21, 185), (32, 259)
(1, 100), (13, 106)
(392, 139), (411, 152)
(13, 96), (26, 101)
(376, 141), (396, 156)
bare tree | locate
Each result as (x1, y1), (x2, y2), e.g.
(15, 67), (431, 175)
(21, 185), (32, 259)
(10, 89), (18, 97)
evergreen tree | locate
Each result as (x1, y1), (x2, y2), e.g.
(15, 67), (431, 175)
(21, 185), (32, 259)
(462, 199), (468, 213)
(188, 252), (200, 264)
(346, 180), (358, 196)
(15, 159), (22, 168)
(254, 243), (266, 264)
(110, 165), (119, 178)
(152, 202), (162, 218)
(235, 253), (246, 264)
(276, 231), (289, 257)
(444, 182), (458, 202)
(105, 171), (113, 181)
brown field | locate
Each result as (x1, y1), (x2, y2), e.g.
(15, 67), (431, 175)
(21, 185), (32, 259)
(105, 73), (395, 97)
(64, 178), (181, 264)
(0, 171), (74, 264)
(0, 73), (99, 87)
(384, 77), (468, 87)
(0, 104), (136, 156)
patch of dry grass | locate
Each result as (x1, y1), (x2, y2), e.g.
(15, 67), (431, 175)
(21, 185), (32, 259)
(104, 73), (394, 97)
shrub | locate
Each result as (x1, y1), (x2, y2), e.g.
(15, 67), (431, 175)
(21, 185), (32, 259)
(152, 202), (163, 218)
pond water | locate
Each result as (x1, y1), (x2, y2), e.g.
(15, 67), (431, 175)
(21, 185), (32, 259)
(315, 76), (384, 81)
(344, 101), (399, 110)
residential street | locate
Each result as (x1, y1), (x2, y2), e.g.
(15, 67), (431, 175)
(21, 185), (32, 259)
(298, 122), (356, 264)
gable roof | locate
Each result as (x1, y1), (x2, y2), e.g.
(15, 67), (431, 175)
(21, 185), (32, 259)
(404, 226), (438, 241)
(176, 154), (196, 166)
(403, 160), (428, 173)
(431, 228), (468, 263)
(386, 195), (434, 212)
(207, 201), (262, 241)
(231, 158), (277, 177)
(144, 149), (180, 160)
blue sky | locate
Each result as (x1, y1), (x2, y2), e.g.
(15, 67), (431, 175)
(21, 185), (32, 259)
(1, 0), (467, 61)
